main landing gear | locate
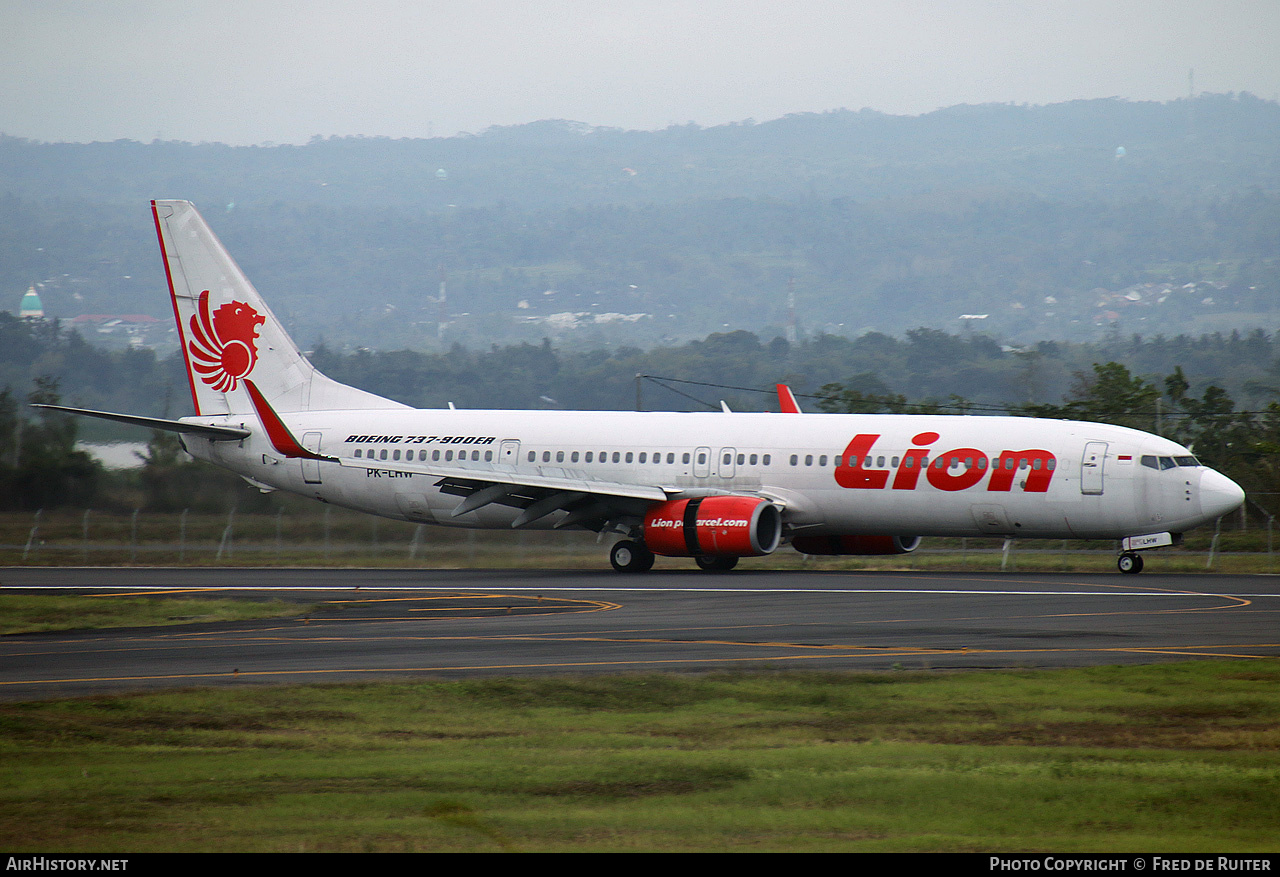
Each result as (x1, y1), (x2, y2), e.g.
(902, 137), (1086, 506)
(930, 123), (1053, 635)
(1117, 552), (1145, 574)
(608, 540), (741, 573)
(694, 555), (739, 572)
(610, 540), (655, 573)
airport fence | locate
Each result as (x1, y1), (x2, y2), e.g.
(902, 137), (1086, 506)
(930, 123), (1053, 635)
(0, 502), (1271, 572)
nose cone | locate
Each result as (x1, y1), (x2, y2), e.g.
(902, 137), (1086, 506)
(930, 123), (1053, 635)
(1200, 468), (1245, 520)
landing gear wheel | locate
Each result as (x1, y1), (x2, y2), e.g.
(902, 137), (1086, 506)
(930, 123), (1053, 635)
(695, 555), (739, 572)
(1117, 552), (1144, 574)
(610, 540), (655, 573)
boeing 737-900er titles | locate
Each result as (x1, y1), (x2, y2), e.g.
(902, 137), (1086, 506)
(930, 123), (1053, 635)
(36, 201), (1245, 574)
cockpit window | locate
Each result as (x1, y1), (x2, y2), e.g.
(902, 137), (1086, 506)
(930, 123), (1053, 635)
(1143, 454), (1201, 470)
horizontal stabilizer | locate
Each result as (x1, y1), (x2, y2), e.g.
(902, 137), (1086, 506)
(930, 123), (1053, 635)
(30, 404), (250, 440)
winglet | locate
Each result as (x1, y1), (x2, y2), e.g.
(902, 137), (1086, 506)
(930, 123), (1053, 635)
(777, 384), (802, 414)
(243, 379), (334, 461)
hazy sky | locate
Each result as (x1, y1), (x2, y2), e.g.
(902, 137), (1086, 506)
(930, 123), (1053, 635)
(4, 1), (1279, 145)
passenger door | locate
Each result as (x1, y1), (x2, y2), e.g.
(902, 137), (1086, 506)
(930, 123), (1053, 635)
(1080, 441), (1107, 496)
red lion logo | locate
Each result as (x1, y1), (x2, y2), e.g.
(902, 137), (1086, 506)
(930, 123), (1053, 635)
(188, 290), (266, 392)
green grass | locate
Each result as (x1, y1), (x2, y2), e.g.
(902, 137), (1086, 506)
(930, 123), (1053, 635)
(0, 594), (306, 635)
(2, 664), (1279, 852)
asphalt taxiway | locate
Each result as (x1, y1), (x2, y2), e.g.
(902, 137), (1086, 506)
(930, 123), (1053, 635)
(2, 566), (1279, 700)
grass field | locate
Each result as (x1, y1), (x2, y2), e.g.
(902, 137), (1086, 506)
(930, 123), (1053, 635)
(1, 664), (1278, 852)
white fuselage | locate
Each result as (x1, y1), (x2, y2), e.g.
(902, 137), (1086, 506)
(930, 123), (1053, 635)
(181, 408), (1243, 541)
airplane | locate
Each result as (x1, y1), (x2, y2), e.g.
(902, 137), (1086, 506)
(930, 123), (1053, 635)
(36, 200), (1246, 575)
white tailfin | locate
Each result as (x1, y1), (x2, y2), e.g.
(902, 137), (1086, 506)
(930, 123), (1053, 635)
(152, 200), (404, 415)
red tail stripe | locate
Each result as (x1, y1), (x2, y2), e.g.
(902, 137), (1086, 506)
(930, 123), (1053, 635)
(152, 201), (201, 415)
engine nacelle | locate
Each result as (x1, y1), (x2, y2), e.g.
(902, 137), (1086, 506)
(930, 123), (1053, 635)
(643, 496), (782, 557)
(791, 534), (922, 556)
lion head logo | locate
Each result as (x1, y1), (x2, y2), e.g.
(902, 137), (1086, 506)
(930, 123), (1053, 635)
(188, 290), (266, 393)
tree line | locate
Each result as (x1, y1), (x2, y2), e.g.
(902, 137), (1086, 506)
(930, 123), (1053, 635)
(3, 316), (1280, 515)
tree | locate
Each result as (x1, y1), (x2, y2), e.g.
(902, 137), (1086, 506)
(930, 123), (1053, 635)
(2, 378), (101, 510)
(1017, 362), (1161, 432)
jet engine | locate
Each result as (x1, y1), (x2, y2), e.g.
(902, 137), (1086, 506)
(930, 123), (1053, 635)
(791, 534), (922, 555)
(643, 496), (782, 557)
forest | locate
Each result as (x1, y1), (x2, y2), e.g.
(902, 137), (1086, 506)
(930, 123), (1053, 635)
(2, 312), (1279, 516)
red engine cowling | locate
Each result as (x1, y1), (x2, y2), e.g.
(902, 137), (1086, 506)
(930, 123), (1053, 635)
(643, 496), (782, 557)
(791, 534), (922, 556)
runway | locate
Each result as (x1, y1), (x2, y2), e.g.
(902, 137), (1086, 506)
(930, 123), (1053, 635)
(3, 566), (1279, 700)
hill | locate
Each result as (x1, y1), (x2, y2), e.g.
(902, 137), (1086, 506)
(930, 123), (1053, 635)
(2, 94), (1278, 349)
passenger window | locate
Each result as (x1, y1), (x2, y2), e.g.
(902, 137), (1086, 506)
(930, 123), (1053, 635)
(749, 454), (757, 465)
(380, 449), (388, 461)
(668, 453), (676, 464)
(805, 455), (813, 466)
(639, 453), (647, 463)
(433, 450), (441, 461)
(485, 451), (493, 462)
(445, 450), (453, 461)
(697, 453), (706, 465)
(737, 453), (745, 465)
(543, 451), (551, 462)
(683, 453), (691, 464)
(613, 452), (621, 463)
(762, 454), (771, 465)
(527, 451), (535, 462)
(625, 452), (633, 463)
(354, 449), (362, 458)
(585, 452), (593, 463)
(819, 455), (828, 466)
(790, 455), (798, 466)
(556, 451), (564, 463)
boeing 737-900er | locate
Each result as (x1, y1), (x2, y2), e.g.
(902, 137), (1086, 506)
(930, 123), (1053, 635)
(37, 201), (1245, 574)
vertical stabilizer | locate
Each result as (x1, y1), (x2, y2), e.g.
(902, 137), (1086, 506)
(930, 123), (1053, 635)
(152, 200), (403, 415)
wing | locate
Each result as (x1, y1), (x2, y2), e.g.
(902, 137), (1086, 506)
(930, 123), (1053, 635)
(336, 453), (670, 530)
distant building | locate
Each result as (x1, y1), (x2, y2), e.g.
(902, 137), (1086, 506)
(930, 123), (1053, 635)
(68, 313), (167, 347)
(18, 286), (44, 319)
